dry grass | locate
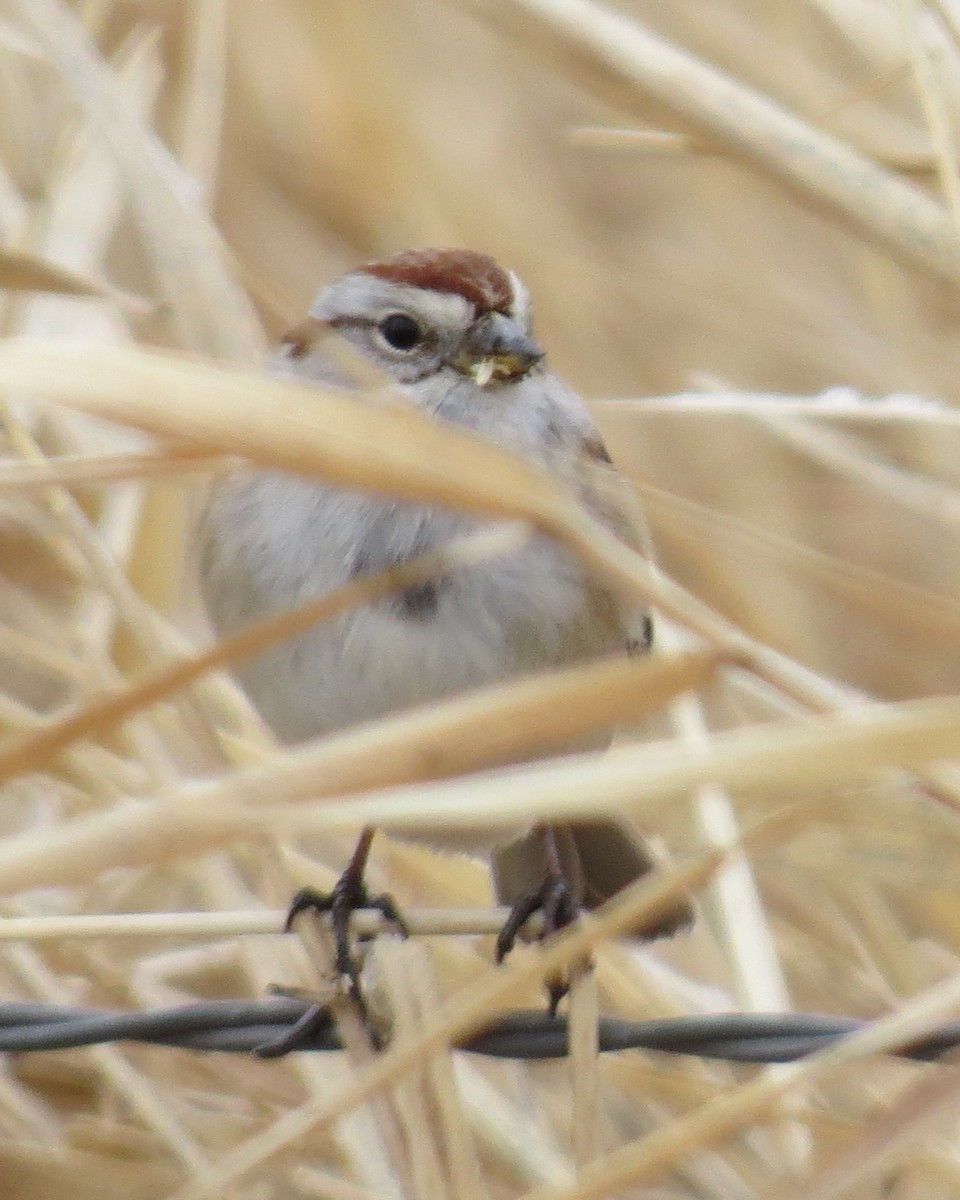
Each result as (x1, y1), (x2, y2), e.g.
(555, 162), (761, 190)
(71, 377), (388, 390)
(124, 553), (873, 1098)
(0, 0), (960, 1197)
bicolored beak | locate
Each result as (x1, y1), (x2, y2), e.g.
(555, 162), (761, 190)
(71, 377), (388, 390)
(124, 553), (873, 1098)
(453, 312), (543, 387)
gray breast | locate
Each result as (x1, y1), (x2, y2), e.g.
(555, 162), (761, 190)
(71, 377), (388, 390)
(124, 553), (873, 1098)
(200, 470), (631, 745)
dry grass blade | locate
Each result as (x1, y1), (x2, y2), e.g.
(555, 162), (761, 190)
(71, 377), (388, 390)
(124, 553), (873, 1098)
(569, 126), (706, 154)
(639, 479), (960, 637)
(238, 693), (960, 836)
(897, 0), (960, 243)
(160, 835), (751, 1200)
(0, 907), (546, 942)
(0, 685), (953, 908)
(0, 15), (41, 58)
(773, 1056), (960, 1200)
(598, 394), (956, 421)
(13, 0), (264, 361)
(745, 408), (960, 526)
(0, 449), (223, 491)
(517, 970), (960, 1200)
(451, 0), (960, 284)
(0, 1145), (179, 1200)
(289, 914), (413, 1192)
(572, 123), (941, 175)
(0, 246), (149, 311)
(0, 342), (889, 729)
(569, 968), (601, 1167)
(0, 339), (568, 521)
(172, 0), (228, 200)
(0, 525), (529, 788)
(2, 3), (960, 1195)
(374, 940), (461, 1200)
(0, 649), (727, 892)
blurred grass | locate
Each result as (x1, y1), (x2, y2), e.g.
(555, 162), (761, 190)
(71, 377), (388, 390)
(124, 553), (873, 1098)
(1, 1), (960, 1198)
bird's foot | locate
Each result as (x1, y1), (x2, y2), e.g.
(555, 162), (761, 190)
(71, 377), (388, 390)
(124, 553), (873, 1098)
(285, 875), (408, 1021)
(495, 867), (581, 1015)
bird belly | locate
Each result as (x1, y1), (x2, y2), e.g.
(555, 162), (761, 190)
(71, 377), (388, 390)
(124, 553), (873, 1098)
(201, 475), (632, 851)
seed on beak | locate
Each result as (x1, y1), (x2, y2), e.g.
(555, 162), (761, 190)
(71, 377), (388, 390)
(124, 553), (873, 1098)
(471, 359), (496, 388)
(456, 313), (544, 386)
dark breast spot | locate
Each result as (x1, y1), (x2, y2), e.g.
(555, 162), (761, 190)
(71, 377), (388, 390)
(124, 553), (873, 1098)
(396, 581), (442, 620)
(351, 545), (448, 623)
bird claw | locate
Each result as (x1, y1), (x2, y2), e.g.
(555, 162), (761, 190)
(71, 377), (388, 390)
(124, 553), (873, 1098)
(284, 879), (408, 1025)
(495, 869), (581, 1015)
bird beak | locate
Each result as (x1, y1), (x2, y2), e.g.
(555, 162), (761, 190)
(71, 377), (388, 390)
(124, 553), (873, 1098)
(454, 312), (544, 387)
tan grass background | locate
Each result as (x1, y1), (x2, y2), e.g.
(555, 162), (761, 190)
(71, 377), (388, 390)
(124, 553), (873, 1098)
(2, 1), (960, 1197)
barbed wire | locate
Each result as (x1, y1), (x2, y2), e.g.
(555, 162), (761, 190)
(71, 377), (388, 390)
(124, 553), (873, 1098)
(0, 999), (955, 1061)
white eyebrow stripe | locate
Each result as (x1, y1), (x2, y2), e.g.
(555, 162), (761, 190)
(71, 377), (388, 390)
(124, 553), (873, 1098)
(401, 286), (475, 327)
(506, 269), (532, 329)
(310, 273), (474, 329)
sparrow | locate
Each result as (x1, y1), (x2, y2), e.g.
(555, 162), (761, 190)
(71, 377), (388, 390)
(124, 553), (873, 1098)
(199, 248), (693, 1010)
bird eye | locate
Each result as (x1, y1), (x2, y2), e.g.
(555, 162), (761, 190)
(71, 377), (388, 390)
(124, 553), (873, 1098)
(378, 313), (422, 351)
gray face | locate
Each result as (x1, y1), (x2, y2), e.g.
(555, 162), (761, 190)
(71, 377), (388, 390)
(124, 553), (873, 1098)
(307, 270), (542, 388)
